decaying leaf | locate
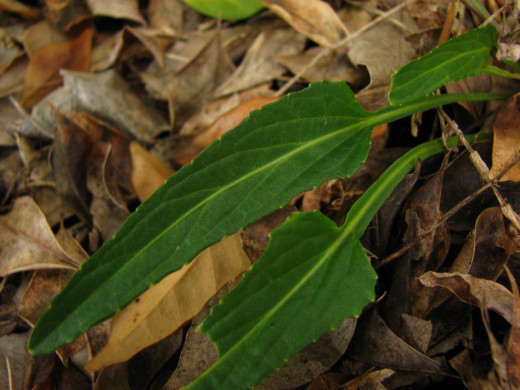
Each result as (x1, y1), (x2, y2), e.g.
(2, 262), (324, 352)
(419, 271), (514, 324)
(85, 0), (146, 24)
(214, 28), (306, 97)
(490, 92), (520, 181)
(21, 69), (169, 143)
(263, 0), (348, 47)
(84, 233), (251, 371)
(22, 22), (93, 108)
(0, 196), (79, 276)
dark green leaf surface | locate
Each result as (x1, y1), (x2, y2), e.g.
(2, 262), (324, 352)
(186, 135), (483, 390)
(187, 211), (377, 389)
(389, 25), (497, 105)
(28, 81), (374, 354)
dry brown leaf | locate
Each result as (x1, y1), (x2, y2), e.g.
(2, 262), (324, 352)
(347, 20), (416, 89)
(130, 141), (174, 201)
(278, 47), (368, 85)
(0, 332), (32, 390)
(44, 0), (91, 31)
(85, 0), (145, 24)
(419, 271), (514, 324)
(21, 69), (170, 143)
(84, 233), (251, 372)
(506, 266), (520, 388)
(22, 23), (93, 108)
(264, 0), (347, 47)
(0, 196), (79, 276)
(490, 93), (520, 181)
(215, 28), (305, 97)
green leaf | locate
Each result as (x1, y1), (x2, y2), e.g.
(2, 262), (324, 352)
(28, 76), (506, 355)
(389, 25), (497, 105)
(187, 211), (376, 389)
(28, 81), (373, 354)
(180, 0), (264, 20)
(185, 134), (483, 389)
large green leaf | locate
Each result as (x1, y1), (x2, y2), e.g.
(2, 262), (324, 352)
(180, 0), (264, 20)
(188, 211), (376, 389)
(28, 76), (505, 355)
(389, 25), (497, 105)
(28, 81), (373, 354)
(185, 135), (482, 389)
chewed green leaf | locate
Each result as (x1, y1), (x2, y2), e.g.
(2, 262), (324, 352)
(180, 0), (264, 20)
(28, 81), (374, 355)
(186, 211), (377, 390)
(389, 25), (497, 105)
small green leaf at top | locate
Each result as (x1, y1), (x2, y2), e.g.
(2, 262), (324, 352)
(180, 0), (264, 20)
(389, 25), (498, 105)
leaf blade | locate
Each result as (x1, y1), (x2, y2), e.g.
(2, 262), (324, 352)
(187, 211), (377, 390)
(28, 81), (374, 354)
(389, 25), (497, 105)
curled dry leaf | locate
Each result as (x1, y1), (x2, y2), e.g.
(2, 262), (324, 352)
(0, 196), (79, 276)
(263, 0), (348, 48)
(419, 271), (514, 324)
(490, 92), (520, 181)
(84, 233), (251, 372)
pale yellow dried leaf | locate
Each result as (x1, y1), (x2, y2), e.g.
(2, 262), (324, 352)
(130, 141), (174, 201)
(85, 0), (146, 24)
(84, 233), (250, 371)
(264, 0), (347, 47)
(0, 196), (79, 276)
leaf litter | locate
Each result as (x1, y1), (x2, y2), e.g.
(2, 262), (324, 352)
(1, 0), (520, 389)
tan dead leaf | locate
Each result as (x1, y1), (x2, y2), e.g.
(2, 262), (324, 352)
(0, 333), (32, 390)
(18, 269), (74, 327)
(419, 271), (514, 324)
(278, 47), (368, 85)
(490, 93), (520, 181)
(264, 0), (348, 47)
(22, 69), (169, 143)
(22, 23), (93, 108)
(130, 141), (174, 201)
(0, 196), (79, 276)
(84, 233), (251, 372)
(347, 20), (416, 89)
(23, 20), (70, 57)
(85, 0), (146, 24)
(215, 28), (305, 97)
(146, 0), (183, 37)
